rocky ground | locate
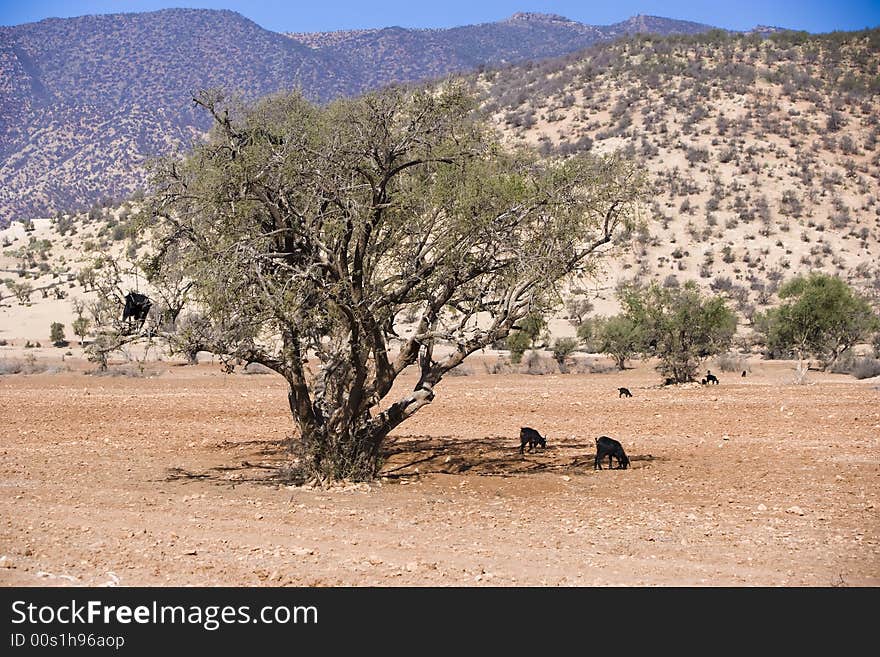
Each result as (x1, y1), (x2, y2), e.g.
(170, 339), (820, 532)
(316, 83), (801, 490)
(1, 357), (878, 586)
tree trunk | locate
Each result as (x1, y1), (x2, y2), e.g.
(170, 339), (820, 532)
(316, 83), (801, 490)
(794, 348), (810, 384)
(296, 419), (386, 483)
(286, 378), (387, 483)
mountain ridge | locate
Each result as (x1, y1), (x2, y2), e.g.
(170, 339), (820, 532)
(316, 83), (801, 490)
(1, 8), (723, 223)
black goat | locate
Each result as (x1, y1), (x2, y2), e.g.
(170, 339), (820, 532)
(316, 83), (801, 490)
(519, 427), (547, 454)
(705, 370), (719, 385)
(594, 436), (629, 470)
(618, 387), (633, 398)
(122, 292), (151, 329)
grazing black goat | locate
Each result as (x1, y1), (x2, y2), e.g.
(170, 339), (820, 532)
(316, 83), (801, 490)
(519, 427), (547, 454)
(594, 436), (629, 470)
(618, 387), (633, 398)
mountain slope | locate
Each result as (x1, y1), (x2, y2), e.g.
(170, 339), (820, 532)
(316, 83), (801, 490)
(0, 9), (718, 224)
(2, 30), (879, 347)
(473, 29), (880, 318)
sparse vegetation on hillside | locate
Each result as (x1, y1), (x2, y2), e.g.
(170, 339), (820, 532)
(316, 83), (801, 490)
(0, 10), (713, 224)
(476, 28), (880, 314)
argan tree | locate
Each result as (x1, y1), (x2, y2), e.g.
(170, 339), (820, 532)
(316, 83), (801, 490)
(50, 322), (66, 346)
(505, 310), (548, 364)
(588, 315), (642, 370)
(150, 85), (645, 482)
(72, 315), (91, 347)
(621, 282), (737, 383)
(755, 273), (879, 375)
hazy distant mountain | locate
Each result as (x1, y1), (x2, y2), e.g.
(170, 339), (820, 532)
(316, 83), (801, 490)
(0, 8), (721, 224)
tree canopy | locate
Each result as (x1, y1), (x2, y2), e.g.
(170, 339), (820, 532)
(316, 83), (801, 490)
(755, 273), (879, 371)
(585, 314), (643, 370)
(620, 281), (737, 383)
(147, 84), (646, 481)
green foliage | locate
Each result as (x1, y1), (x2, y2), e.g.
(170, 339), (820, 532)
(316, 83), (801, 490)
(590, 315), (643, 370)
(49, 322), (66, 345)
(507, 311), (548, 362)
(755, 273), (879, 370)
(4, 279), (33, 305)
(551, 337), (579, 372)
(151, 85), (646, 481)
(506, 331), (531, 364)
(72, 316), (91, 345)
(621, 282), (737, 383)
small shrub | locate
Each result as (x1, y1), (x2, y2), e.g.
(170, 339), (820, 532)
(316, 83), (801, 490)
(486, 357), (514, 375)
(50, 322), (66, 346)
(523, 350), (556, 375)
(714, 352), (749, 373)
(828, 350), (857, 374)
(242, 362), (273, 375)
(0, 355), (50, 375)
(0, 359), (23, 375)
(552, 337), (579, 373)
(85, 365), (160, 378)
(851, 357), (880, 380)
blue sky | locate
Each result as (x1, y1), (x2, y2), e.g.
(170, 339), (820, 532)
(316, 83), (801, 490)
(0, 0), (877, 32)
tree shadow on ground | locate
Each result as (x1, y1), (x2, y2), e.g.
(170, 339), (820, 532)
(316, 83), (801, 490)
(163, 434), (659, 486)
(380, 435), (659, 479)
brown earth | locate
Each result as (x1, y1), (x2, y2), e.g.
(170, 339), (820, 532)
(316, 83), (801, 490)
(1, 359), (878, 587)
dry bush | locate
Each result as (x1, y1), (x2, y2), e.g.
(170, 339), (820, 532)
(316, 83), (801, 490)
(85, 365), (159, 377)
(851, 357), (880, 379)
(0, 355), (55, 375)
(567, 357), (615, 374)
(242, 362), (273, 375)
(485, 357), (515, 375)
(445, 364), (474, 376)
(522, 350), (557, 375)
(714, 352), (749, 373)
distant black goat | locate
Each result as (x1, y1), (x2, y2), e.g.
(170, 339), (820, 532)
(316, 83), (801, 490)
(519, 427), (547, 454)
(122, 292), (151, 329)
(742, 370), (747, 377)
(618, 387), (633, 398)
(594, 436), (629, 470)
(705, 370), (719, 385)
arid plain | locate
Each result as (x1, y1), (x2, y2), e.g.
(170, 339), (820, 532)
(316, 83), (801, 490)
(1, 355), (877, 586)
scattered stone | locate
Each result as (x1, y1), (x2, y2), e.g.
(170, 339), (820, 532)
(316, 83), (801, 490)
(757, 504), (767, 511)
(786, 506), (805, 516)
(0, 556), (14, 569)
